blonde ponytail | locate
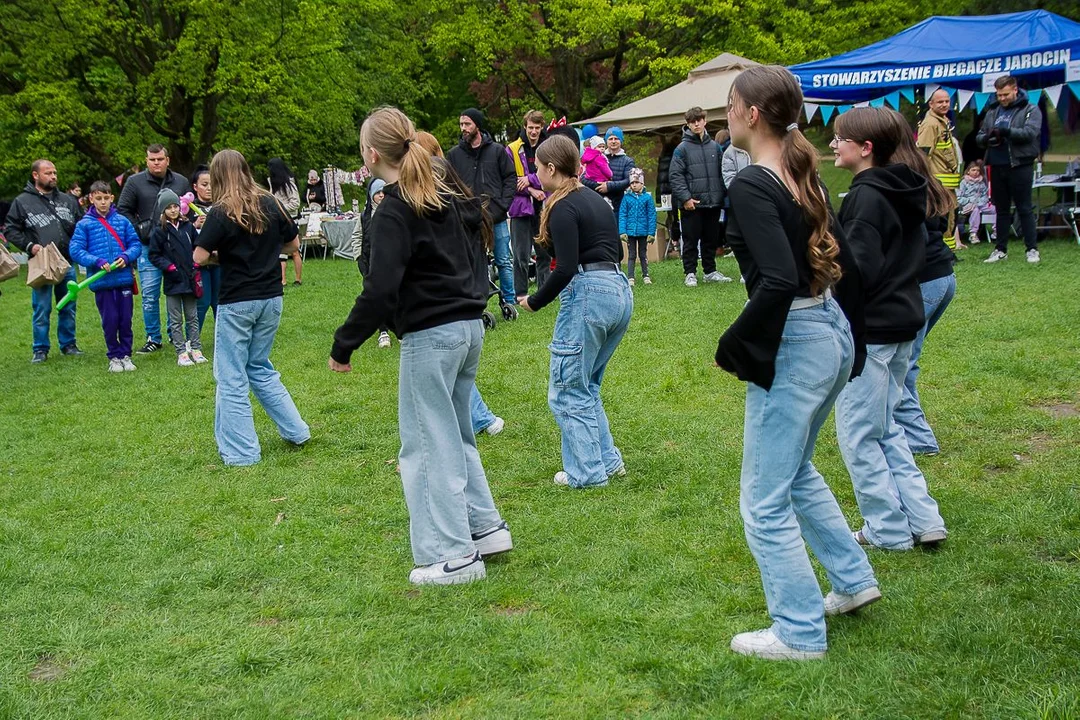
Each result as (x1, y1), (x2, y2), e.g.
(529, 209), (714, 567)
(360, 107), (446, 215)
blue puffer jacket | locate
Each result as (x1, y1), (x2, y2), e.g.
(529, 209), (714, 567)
(619, 190), (657, 238)
(68, 206), (143, 291)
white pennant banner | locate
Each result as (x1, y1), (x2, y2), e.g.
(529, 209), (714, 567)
(925, 83), (940, 98)
(1044, 84), (1063, 108)
(804, 103), (819, 122)
(957, 89), (974, 111)
(855, 101), (869, 108)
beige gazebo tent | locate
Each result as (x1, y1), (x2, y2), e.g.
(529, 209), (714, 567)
(577, 53), (759, 133)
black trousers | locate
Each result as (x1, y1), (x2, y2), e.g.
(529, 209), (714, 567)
(990, 162), (1037, 253)
(680, 205), (722, 275)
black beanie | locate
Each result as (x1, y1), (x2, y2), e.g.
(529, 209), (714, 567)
(461, 108), (485, 130)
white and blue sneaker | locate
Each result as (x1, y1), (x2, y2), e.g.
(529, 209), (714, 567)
(409, 551), (486, 586)
(472, 520), (512, 557)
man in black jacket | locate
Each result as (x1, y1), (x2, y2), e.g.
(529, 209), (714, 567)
(4, 159), (84, 362)
(117, 143), (191, 353)
(670, 107), (731, 287)
(447, 108), (517, 314)
(977, 76), (1043, 264)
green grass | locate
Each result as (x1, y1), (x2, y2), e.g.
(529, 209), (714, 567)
(2, 242), (1079, 718)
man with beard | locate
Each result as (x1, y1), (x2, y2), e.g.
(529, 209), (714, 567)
(506, 109), (550, 295)
(5, 159), (84, 362)
(448, 108), (518, 317)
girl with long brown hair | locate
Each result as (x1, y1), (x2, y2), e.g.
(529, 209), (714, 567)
(193, 149), (310, 467)
(517, 132), (633, 488)
(830, 106), (948, 552)
(718, 65), (879, 661)
(329, 107), (510, 586)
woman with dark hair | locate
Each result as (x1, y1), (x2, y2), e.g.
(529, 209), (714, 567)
(330, 107), (509, 587)
(719, 65), (879, 661)
(193, 149), (309, 467)
(517, 133), (633, 489)
(830, 107), (948, 551)
(189, 165), (220, 329)
(268, 158), (302, 286)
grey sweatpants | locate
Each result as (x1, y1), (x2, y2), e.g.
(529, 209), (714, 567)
(166, 293), (201, 353)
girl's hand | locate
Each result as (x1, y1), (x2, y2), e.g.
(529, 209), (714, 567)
(517, 296), (534, 313)
(328, 358), (352, 373)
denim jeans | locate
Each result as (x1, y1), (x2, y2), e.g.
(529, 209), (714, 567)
(548, 268), (633, 487)
(399, 319), (503, 565)
(895, 274), (956, 454)
(741, 299), (878, 652)
(196, 265), (221, 331)
(137, 245), (163, 343)
(470, 384), (497, 434)
(31, 266), (78, 353)
(213, 297), (309, 466)
(492, 220), (516, 303)
(836, 341), (947, 549)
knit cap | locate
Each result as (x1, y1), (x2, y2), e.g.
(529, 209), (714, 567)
(629, 168), (645, 184)
(605, 126), (624, 142)
(154, 188), (180, 220)
(461, 108), (485, 130)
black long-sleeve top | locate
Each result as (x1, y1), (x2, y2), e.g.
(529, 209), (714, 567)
(527, 187), (622, 311)
(716, 165), (865, 390)
(330, 185), (488, 363)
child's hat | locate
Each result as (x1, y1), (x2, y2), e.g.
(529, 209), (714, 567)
(155, 188), (181, 219)
(629, 168), (645, 184)
(369, 178), (386, 197)
(588, 136), (605, 150)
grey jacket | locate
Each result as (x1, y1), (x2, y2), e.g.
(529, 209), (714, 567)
(976, 89), (1042, 168)
(670, 127), (725, 208)
(722, 145), (751, 187)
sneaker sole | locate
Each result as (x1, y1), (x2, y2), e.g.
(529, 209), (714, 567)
(825, 587), (883, 616)
(409, 564), (487, 586)
(729, 639), (826, 661)
(915, 530), (948, 545)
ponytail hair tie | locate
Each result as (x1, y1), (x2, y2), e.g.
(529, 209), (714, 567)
(403, 138), (412, 151)
(786, 122), (799, 133)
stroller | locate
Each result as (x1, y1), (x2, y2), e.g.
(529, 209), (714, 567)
(483, 252), (517, 329)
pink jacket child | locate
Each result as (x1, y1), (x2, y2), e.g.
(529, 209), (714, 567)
(581, 136), (612, 184)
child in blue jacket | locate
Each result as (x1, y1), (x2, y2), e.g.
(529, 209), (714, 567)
(618, 167), (657, 284)
(69, 181), (143, 372)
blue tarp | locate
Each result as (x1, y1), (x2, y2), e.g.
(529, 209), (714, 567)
(789, 10), (1080, 103)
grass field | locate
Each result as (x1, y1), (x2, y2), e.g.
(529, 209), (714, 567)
(2, 237), (1079, 718)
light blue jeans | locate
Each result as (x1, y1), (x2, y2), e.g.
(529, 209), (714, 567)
(548, 268), (633, 488)
(740, 299), (877, 652)
(31, 266), (77, 353)
(895, 274), (956, 454)
(196, 265), (221, 332)
(470, 385), (497, 434)
(399, 319), (503, 565)
(492, 220), (515, 303)
(213, 297), (309, 466)
(836, 341), (947, 549)
(137, 245), (163, 344)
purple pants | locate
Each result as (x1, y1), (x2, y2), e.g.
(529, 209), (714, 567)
(95, 287), (135, 359)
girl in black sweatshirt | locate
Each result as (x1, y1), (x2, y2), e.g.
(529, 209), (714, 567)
(329, 107), (509, 587)
(719, 66), (879, 662)
(830, 107), (948, 552)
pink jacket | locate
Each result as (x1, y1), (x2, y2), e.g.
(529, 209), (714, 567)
(581, 147), (612, 183)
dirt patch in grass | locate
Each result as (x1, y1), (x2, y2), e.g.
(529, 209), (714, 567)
(1029, 433), (1053, 454)
(1039, 402), (1080, 419)
(492, 602), (535, 618)
(254, 617), (281, 627)
(29, 655), (68, 682)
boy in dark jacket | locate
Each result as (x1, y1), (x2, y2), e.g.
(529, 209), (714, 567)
(148, 189), (204, 366)
(670, 107), (730, 286)
(69, 181), (143, 372)
(618, 168), (657, 284)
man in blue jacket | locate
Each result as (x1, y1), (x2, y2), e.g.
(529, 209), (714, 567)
(670, 107), (731, 287)
(977, 76), (1043, 264)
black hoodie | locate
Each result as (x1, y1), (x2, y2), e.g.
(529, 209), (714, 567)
(331, 185), (488, 363)
(447, 131), (517, 223)
(838, 164), (927, 344)
(4, 181), (83, 260)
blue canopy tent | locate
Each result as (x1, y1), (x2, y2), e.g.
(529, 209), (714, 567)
(789, 10), (1080, 105)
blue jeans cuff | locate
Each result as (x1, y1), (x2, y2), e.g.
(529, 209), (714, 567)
(834, 579), (879, 596)
(772, 624), (827, 654)
(222, 454), (261, 467)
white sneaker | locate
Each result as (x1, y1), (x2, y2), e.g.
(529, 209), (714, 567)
(968, 234), (980, 245)
(984, 249), (1007, 263)
(108, 358), (124, 373)
(608, 464), (627, 480)
(408, 551), (486, 586)
(730, 628), (826, 661)
(703, 271), (734, 283)
(190, 348), (208, 364)
(377, 331), (392, 349)
(643, 276), (652, 285)
(554, 471), (571, 486)
(628, 277), (635, 286)
(914, 528), (948, 546)
(684, 273), (698, 287)
(824, 586), (882, 616)
(178, 353), (196, 367)
(483, 417), (505, 436)
(1026, 248), (1040, 264)
(121, 356), (136, 371)
(472, 520), (512, 557)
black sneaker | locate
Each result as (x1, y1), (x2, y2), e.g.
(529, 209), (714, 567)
(60, 344), (84, 356)
(136, 339), (163, 354)
(31, 350), (47, 364)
